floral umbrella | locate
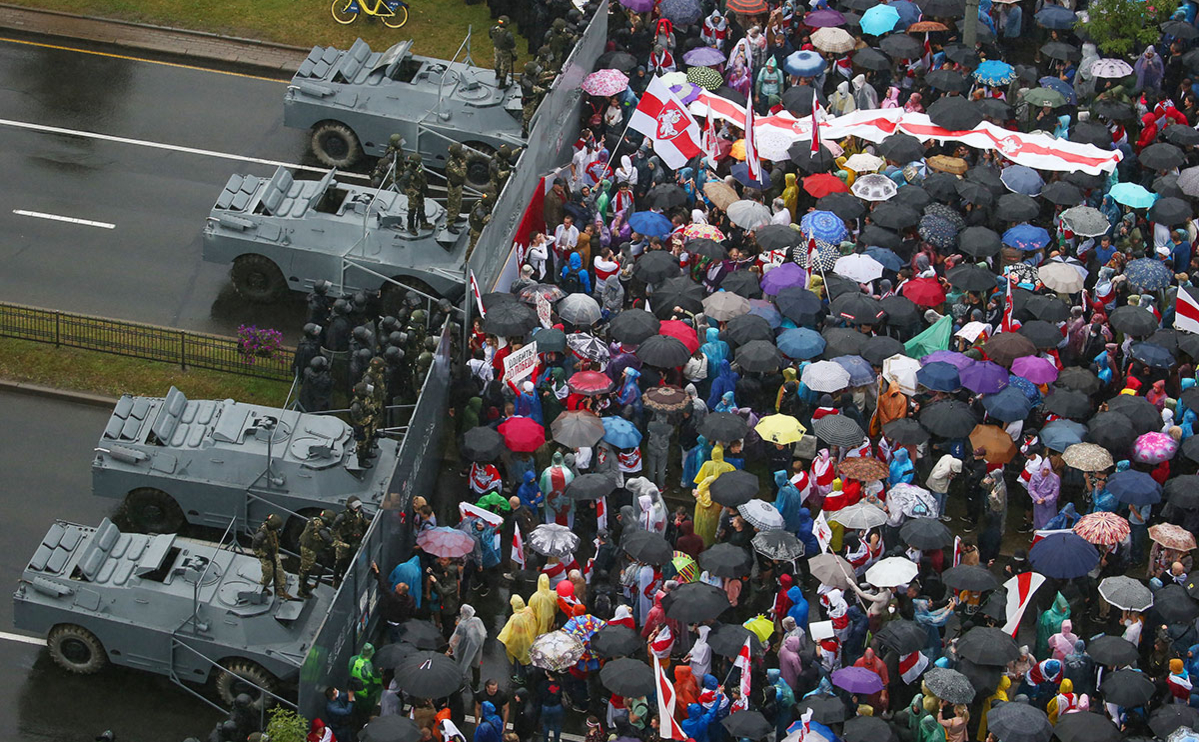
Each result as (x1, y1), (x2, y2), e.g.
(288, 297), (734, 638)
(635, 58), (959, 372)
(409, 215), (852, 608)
(1073, 512), (1130, 546)
(918, 214), (958, 249)
(582, 69), (630, 96)
(530, 630), (585, 671)
(1149, 523), (1197, 551)
(800, 210), (849, 243)
(683, 223), (724, 240)
(1134, 431), (1179, 464)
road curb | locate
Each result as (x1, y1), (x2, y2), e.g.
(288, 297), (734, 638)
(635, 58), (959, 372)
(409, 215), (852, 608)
(0, 379), (117, 409)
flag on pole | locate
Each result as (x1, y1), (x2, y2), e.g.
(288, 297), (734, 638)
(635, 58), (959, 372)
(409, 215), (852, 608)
(1000, 276), (1016, 333)
(952, 536), (962, 567)
(921, 33), (932, 70)
(813, 509), (832, 553)
(1001, 571), (1046, 637)
(596, 496), (608, 533)
(654, 655), (688, 740)
(629, 76), (704, 169)
(744, 91), (762, 183)
(810, 88), (821, 155)
(732, 637), (752, 712)
(1177, 286), (1199, 335)
(511, 527), (526, 570)
(803, 232), (818, 289)
(459, 501), (505, 528)
(703, 113), (721, 170)
(469, 269), (486, 318)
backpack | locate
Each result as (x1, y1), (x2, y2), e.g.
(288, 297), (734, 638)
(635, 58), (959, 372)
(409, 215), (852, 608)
(560, 267), (582, 294)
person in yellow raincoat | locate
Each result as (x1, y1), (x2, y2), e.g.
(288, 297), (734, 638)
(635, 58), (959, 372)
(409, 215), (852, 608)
(497, 594), (538, 683)
(694, 443), (735, 483)
(692, 474), (722, 548)
(781, 173), (799, 221)
(528, 573), (559, 635)
(975, 676), (1009, 740)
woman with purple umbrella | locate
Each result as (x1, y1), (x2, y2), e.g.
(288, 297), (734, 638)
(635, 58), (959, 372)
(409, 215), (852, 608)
(1030, 463), (1061, 529)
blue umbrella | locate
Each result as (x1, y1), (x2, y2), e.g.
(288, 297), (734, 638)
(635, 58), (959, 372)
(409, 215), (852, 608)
(889, 0), (922, 27)
(1106, 470), (1163, 505)
(628, 211), (673, 238)
(1125, 258), (1174, 291)
(777, 328), (826, 359)
(1109, 182), (1157, 208)
(982, 385), (1034, 422)
(784, 51), (828, 77)
(1035, 5), (1076, 28)
(1130, 340), (1175, 368)
(973, 59), (1015, 86)
(1041, 419), (1087, 451)
(1029, 532), (1100, 579)
(748, 300), (783, 328)
(732, 163), (774, 189)
(917, 361), (961, 391)
(800, 210), (849, 243)
(661, 0), (702, 25)
(1038, 76), (1077, 105)
(860, 4), (901, 34)
(1002, 223), (1051, 251)
(601, 416), (643, 448)
(865, 246), (904, 272)
(833, 355), (876, 386)
(918, 214), (958, 249)
(959, 360), (1009, 394)
(1000, 165), (1044, 196)
(1006, 373), (1043, 404)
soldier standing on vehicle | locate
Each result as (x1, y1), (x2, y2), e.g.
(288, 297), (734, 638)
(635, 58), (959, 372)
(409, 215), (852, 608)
(252, 514), (296, 600)
(350, 383), (377, 470)
(298, 509), (336, 598)
(333, 496), (369, 587)
(467, 190), (493, 259)
(405, 154), (432, 235)
(306, 280), (334, 328)
(520, 63), (546, 137)
(371, 134), (405, 189)
(300, 356), (333, 412)
(490, 16), (516, 89)
(444, 143), (467, 233)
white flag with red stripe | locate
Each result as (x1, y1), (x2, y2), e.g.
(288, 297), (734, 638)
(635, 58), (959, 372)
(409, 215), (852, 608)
(1001, 571), (1046, 637)
(899, 651), (929, 684)
(952, 536), (962, 567)
(630, 76), (703, 169)
(469, 269), (486, 318)
(459, 500), (505, 528)
(813, 509), (832, 553)
(810, 89), (822, 155)
(1001, 275), (1016, 333)
(732, 637), (752, 711)
(511, 527), (526, 569)
(654, 655), (688, 740)
(702, 113), (721, 168)
(1177, 286), (1199, 335)
(744, 90), (762, 183)
(597, 496), (608, 532)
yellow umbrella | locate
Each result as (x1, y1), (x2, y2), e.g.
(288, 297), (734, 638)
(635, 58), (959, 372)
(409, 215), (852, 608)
(704, 181), (739, 210)
(730, 138), (747, 160)
(755, 414), (807, 444)
(969, 424), (1017, 464)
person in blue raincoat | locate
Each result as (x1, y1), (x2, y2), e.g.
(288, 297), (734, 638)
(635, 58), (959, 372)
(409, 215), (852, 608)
(888, 448), (915, 486)
(715, 390), (738, 413)
(388, 554), (423, 608)
(767, 668), (795, 739)
(795, 508), (820, 559)
(682, 702), (722, 742)
(474, 701), (504, 742)
(707, 360), (739, 410)
(773, 470), (804, 532)
(786, 584), (810, 629)
(617, 367), (643, 420)
(517, 470), (544, 519)
(701, 327), (730, 378)
(514, 380), (544, 425)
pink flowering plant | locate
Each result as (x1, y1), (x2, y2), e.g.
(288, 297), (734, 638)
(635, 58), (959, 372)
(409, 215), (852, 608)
(236, 324), (285, 364)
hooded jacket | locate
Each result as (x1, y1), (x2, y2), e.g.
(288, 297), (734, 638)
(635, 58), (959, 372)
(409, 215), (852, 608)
(681, 702), (720, 742)
(561, 252), (592, 294)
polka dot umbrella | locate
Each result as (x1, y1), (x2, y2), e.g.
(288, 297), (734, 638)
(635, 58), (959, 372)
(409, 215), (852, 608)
(686, 66), (723, 91)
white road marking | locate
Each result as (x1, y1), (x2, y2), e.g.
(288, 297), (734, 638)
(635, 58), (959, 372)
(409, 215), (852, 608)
(0, 630), (46, 646)
(13, 209), (116, 229)
(0, 117), (369, 179)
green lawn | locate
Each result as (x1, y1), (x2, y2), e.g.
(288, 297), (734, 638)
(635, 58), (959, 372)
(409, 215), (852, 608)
(14, 0), (524, 64)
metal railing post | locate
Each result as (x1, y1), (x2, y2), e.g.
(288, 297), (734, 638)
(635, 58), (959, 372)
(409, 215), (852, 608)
(54, 310), (60, 347)
(180, 331), (187, 371)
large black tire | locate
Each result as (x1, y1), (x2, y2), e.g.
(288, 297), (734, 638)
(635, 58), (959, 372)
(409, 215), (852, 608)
(124, 487), (185, 534)
(214, 659), (278, 708)
(312, 122), (362, 169)
(381, 277), (439, 316)
(230, 254), (287, 303)
(47, 624), (107, 675)
(463, 141), (495, 187)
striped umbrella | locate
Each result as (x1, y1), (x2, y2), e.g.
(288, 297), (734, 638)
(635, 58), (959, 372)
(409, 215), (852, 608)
(1073, 512), (1130, 546)
(672, 551), (699, 583)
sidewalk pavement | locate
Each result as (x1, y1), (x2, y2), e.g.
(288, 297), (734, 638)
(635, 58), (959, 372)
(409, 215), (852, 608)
(0, 2), (308, 74)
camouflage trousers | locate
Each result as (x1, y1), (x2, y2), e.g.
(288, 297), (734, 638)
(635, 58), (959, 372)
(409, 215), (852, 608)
(446, 185), (463, 222)
(298, 546), (320, 581)
(522, 101), (537, 135)
(467, 227), (482, 259)
(333, 541), (358, 587)
(257, 551), (287, 591)
(494, 50), (513, 84)
(407, 193), (426, 230)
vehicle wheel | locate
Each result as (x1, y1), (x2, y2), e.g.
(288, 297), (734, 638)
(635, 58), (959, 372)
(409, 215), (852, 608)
(330, 0), (358, 23)
(463, 142), (495, 188)
(282, 509), (320, 554)
(381, 278), (438, 316)
(124, 488), (185, 534)
(230, 254), (287, 304)
(381, 4), (408, 27)
(312, 122), (362, 169)
(48, 624), (107, 675)
(215, 659), (278, 708)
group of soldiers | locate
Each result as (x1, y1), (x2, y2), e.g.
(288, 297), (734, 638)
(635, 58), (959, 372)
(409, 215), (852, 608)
(252, 495), (369, 601)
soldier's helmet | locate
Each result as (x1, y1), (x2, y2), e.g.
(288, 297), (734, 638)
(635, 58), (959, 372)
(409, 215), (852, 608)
(354, 381), (370, 397)
(408, 153), (422, 166)
(333, 298), (351, 315)
(352, 290), (370, 311)
(389, 331), (407, 347)
(424, 336), (439, 352)
(497, 144), (512, 159)
(553, 18), (567, 29)
(314, 279), (331, 294)
(405, 291), (422, 308)
(354, 348), (373, 365)
(438, 298), (453, 312)
(389, 133), (402, 147)
(320, 509), (337, 522)
(384, 346), (405, 363)
(525, 61), (538, 75)
(448, 142), (463, 157)
(234, 694), (253, 709)
(352, 326), (370, 342)
(410, 309), (428, 324)
(309, 355), (329, 371)
(347, 496), (363, 511)
(379, 316), (399, 334)
(370, 356), (385, 370)
(417, 351), (434, 368)
(498, 14), (509, 24)
(266, 513), (284, 530)
(303, 323), (322, 338)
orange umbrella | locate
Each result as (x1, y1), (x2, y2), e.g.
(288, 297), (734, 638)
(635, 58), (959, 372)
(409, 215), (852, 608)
(908, 20), (948, 31)
(730, 139), (747, 160)
(969, 424), (1017, 464)
(804, 173), (850, 198)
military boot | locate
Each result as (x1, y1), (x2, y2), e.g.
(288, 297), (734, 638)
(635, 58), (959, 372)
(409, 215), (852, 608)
(276, 586), (300, 601)
(447, 222), (461, 234)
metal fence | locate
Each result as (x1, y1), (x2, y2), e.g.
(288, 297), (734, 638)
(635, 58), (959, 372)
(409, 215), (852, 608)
(0, 301), (294, 382)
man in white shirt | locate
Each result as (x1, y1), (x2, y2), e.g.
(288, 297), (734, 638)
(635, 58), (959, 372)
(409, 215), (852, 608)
(552, 215), (580, 278)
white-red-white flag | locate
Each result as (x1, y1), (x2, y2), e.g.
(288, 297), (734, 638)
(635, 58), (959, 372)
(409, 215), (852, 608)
(1001, 571), (1046, 637)
(654, 655), (688, 740)
(810, 89), (822, 155)
(1177, 286), (1199, 335)
(952, 536), (962, 567)
(702, 113), (720, 168)
(629, 76), (703, 169)
(732, 637), (752, 711)
(921, 33), (932, 70)
(813, 509), (832, 553)
(744, 92), (762, 183)
(596, 495), (608, 533)
(899, 651), (929, 684)
(469, 269), (486, 318)
(1000, 275), (1016, 333)
(511, 527), (526, 570)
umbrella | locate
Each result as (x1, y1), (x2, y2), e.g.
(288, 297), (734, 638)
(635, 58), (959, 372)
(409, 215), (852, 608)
(1061, 442), (1114, 472)
(858, 336), (904, 367)
(1098, 575), (1154, 613)
(601, 416), (642, 449)
(682, 47), (725, 66)
(900, 276), (946, 307)
(1054, 713), (1121, 742)
(985, 703), (1053, 742)
(995, 193), (1041, 222)
(923, 667), (975, 704)
(800, 210), (849, 244)
(928, 97), (982, 130)
(551, 411), (606, 449)
(877, 419), (927, 449)
(806, 174), (850, 200)
(1041, 40), (1080, 60)
(753, 529), (805, 561)
(973, 59), (1016, 86)
(871, 203), (922, 231)
(957, 626), (1021, 666)
(802, 360), (852, 393)
(738, 499), (786, 530)
(926, 69), (972, 94)
(844, 152), (885, 173)
(530, 524), (579, 558)
(983, 333), (1037, 367)
(831, 293), (887, 326)
(596, 50), (637, 72)
(591, 624), (641, 659)
(736, 339), (783, 372)
(727, 200), (773, 231)
(836, 456), (889, 483)
(843, 716), (895, 742)
(1125, 258), (1175, 291)
(720, 271), (763, 299)
(700, 543), (755, 577)
(705, 470), (760, 509)
(529, 630), (586, 671)
(830, 502), (888, 530)
(394, 651), (462, 698)
(861, 2), (901, 33)
(723, 711), (773, 741)
(632, 251), (682, 285)
(483, 301), (538, 336)
(1037, 261), (1085, 294)
(636, 335), (691, 368)
(1087, 412), (1138, 453)
(1150, 522), (1198, 550)
(643, 386), (690, 414)
(658, 320), (699, 353)
(877, 133), (926, 163)
(1106, 470), (1162, 505)
(1110, 182), (1157, 208)
(761, 263), (808, 296)
(1100, 668), (1155, 707)
(920, 399), (977, 438)
(622, 530), (672, 565)
(1028, 532), (1100, 578)
(385, 621), (443, 655)
(609, 309), (659, 344)
(1070, 121), (1113, 148)
(628, 211), (673, 239)
(1001, 223), (1051, 252)
(518, 283), (566, 305)
(809, 553), (856, 590)
(709, 623), (764, 657)
(794, 694), (848, 725)
(1001, 165), (1046, 197)
(1015, 321), (1063, 352)
(782, 85), (829, 117)
(956, 178), (995, 207)
(756, 414), (806, 445)
(977, 97), (1013, 119)
(1166, 475), (1199, 508)
(1157, 583), (1199, 623)
(1185, 435), (1199, 464)
(1090, 57), (1133, 78)
(1073, 512), (1130, 547)
(851, 174), (899, 201)
(702, 181), (739, 211)
(1142, 142), (1187, 170)
(864, 245), (904, 273)
(813, 415), (865, 447)
(498, 417), (545, 452)
(918, 214), (959, 249)
(822, 329), (866, 360)
(686, 66), (723, 91)
(1010, 355), (1058, 384)
(876, 620), (928, 655)
(416, 527), (476, 558)
(970, 424), (1018, 464)
(1150, 195), (1193, 226)
(660, 0), (701, 22)
(700, 411), (750, 442)
(564, 473), (617, 502)
(600, 658), (654, 697)
(462, 426), (507, 462)
(1133, 430), (1178, 464)
(833, 666), (886, 695)
(783, 50), (828, 77)
(853, 47), (892, 72)
(807, 8), (848, 25)
(1110, 305), (1160, 336)
(582, 69), (630, 97)
(946, 264), (997, 293)
(942, 564), (1000, 592)
(865, 556), (919, 588)
(1042, 420), (1088, 451)
(531, 327), (567, 353)
(652, 276), (705, 319)
(900, 517), (953, 549)
(731, 162), (772, 189)
(880, 296), (920, 327)
(960, 360), (1010, 394)
(360, 716), (421, 742)
(777, 327), (826, 359)
(666, 581), (731, 623)
(812, 26), (857, 53)
(1153, 709), (1199, 740)
(557, 293), (602, 326)
(953, 226), (1002, 259)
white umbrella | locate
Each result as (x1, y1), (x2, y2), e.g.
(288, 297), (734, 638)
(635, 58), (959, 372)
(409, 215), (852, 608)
(887, 483), (937, 520)
(844, 153), (885, 172)
(1091, 58), (1134, 79)
(882, 354), (921, 396)
(851, 173), (899, 201)
(1180, 167), (1199, 198)
(834, 253), (886, 283)
(727, 200), (772, 230)
(811, 26), (857, 54)
(530, 524), (580, 558)
(557, 293), (602, 325)
(1060, 205), (1112, 237)
(1038, 262), (1086, 293)
(866, 556), (919, 588)
(738, 499), (786, 530)
(1098, 575), (1154, 611)
(829, 501), (888, 530)
(802, 360), (852, 392)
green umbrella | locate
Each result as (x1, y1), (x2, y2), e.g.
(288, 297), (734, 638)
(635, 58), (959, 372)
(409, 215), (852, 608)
(687, 66), (723, 90)
(1024, 87), (1067, 108)
(476, 493), (511, 512)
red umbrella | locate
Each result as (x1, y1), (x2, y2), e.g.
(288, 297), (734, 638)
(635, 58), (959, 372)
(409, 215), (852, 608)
(659, 320), (700, 353)
(416, 527), (476, 558)
(499, 417), (546, 452)
(569, 371), (615, 396)
(804, 173), (849, 198)
(902, 277), (947, 307)
(728, 0), (768, 13)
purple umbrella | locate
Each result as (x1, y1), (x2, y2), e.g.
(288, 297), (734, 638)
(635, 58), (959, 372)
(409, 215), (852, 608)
(684, 47), (727, 66)
(670, 82), (703, 105)
(959, 360), (1009, 394)
(1011, 355), (1058, 384)
(921, 350), (974, 371)
(619, 0), (655, 11)
(805, 8), (847, 26)
(760, 263), (808, 295)
(832, 666), (885, 694)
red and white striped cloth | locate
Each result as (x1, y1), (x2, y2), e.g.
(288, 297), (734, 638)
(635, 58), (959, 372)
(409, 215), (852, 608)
(629, 76), (702, 169)
(1003, 571), (1047, 637)
(899, 651), (928, 684)
(654, 656), (688, 740)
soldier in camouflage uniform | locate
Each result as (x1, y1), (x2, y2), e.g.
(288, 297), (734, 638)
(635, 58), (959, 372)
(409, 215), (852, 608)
(350, 382), (377, 470)
(363, 356), (390, 427)
(332, 496), (369, 588)
(252, 514), (296, 600)
(489, 16), (516, 89)
(414, 349), (435, 390)
(297, 509), (336, 598)
(405, 154), (432, 234)
(519, 62), (547, 138)
(371, 134), (405, 189)
(546, 18), (574, 71)
(467, 190), (493, 260)
(444, 143), (467, 233)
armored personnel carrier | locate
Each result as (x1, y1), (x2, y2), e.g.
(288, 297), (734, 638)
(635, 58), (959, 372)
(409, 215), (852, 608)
(13, 517), (330, 706)
(92, 386), (397, 544)
(284, 37), (526, 184)
(202, 166), (465, 306)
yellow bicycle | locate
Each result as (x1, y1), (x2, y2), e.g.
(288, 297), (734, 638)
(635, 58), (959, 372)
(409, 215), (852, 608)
(331, 0), (409, 28)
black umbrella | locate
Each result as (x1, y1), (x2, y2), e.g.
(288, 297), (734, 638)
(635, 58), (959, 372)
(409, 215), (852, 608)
(1099, 668), (1155, 707)
(818, 192), (867, 221)
(394, 651), (462, 698)
(708, 623), (764, 657)
(1086, 411), (1138, 453)
(776, 286), (824, 325)
(1150, 705), (1199, 738)
(720, 271), (763, 299)
(652, 276), (704, 319)
(1024, 294), (1070, 322)
(723, 313), (774, 346)
(665, 581), (731, 623)
(920, 399), (978, 438)
(393, 619), (445, 650)
(483, 301), (538, 336)
(700, 543), (755, 577)
(995, 192), (1041, 222)
(633, 250), (683, 284)
(1149, 195), (1192, 225)
(1155, 174), (1183, 200)
(600, 658), (655, 697)
(596, 50), (637, 72)
(715, 85), (747, 107)
(986, 702), (1052, 742)
(1182, 328), (1199, 359)
(565, 473), (618, 500)
(1042, 181), (1083, 206)
(722, 711), (773, 741)
(875, 619), (927, 654)
(854, 47), (892, 70)
(871, 202), (921, 230)
(1166, 475), (1199, 508)
(884, 418), (931, 446)
(1109, 305), (1158, 336)
(1152, 328), (1180, 353)
(1167, 124), (1199, 146)
(1054, 712), (1120, 742)
(360, 716), (421, 742)
(943, 43), (979, 66)
(957, 657), (1005, 696)
(1107, 394), (1162, 435)
(789, 141), (838, 172)
(1086, 635), (1139, 667)
(591, 624), (643, 658)
(1092, 99), (1135, 120)
(1041, 40), (1080, 60)
(877, 132), (926, 162)
(881, 295), (921, 326)
(1057, 366), (1100, 394)
(881, 33), (925, 60)
(1067, 169), (1107, 190)
(900, 517), (953, 549)
(956, 626), (1021, 666)
(956, 16), (995, 40)
(688, 238), (727, 261)
(1154, 583), (1199, 624)
(756, 224), (802, 252)
(843, 715), (896, 742)
(861, 335), (906, 365)
(860, 224), (904, 249)
(709, 469), (761, 507)
(1069, 121), (1113, 148)
(795, 693), (848, 724)
(946, 264), (997, 292)
(1041, 389), (1090, 419)
(462, 426), (507, 462)
(831, 293), (888, 325)
(827, 276), (865, 303)
(700, 411), (750, 442)
(927, 69), (971, 92)
(646, 183), (689, 210)
(609, 309), (660, 344)
(1163, 18), (1199, 37)
(814, 414), (866, 447)
(892, 184), (932, 210)
(1019, 319), (1064, 348)
(922, 0), (966, 16)
(823, 327), (867, 357)
(621, 530), (672, 565)
(1130, 340), (1175, 369)
(636, 335), (691, 368)
(736, 339), (784, 372)
(977, 97), (1013, 120)
(942, 564), (1000, 591)
(781, 85), (828, 116)
(1141, 142), (1186, 170)
(928, 96), (983, 130)
(923, 172), (962, 202)
(533, 327), (567, 352)
(375, 642), (418, 670)
(956, 179), (994, 206)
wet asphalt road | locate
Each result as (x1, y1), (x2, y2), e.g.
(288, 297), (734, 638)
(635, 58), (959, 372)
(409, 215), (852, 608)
(0, 39), (314, 337)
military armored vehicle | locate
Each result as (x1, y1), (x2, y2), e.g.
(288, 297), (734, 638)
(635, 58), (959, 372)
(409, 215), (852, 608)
(14, 517), (331, 706)
(202, 166), (465, 307)
(284, 38), (526, 184)
(92, 386), (397, 545)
